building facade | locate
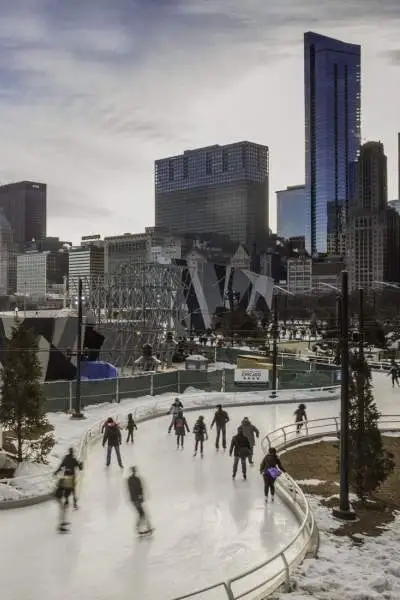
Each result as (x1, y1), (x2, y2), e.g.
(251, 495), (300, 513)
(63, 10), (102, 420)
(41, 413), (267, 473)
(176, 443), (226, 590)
(16, 250), (68, 299)
(304, 32), (361, 255)
(68, 245), (104, 296)
(346, 142), (400, 290)
(155, 142), (269, 247)
(0, 181), (46, 249)
(287, 256), (312, 295)
(276, 185), (307, 240)
(0, 210), (16, 295)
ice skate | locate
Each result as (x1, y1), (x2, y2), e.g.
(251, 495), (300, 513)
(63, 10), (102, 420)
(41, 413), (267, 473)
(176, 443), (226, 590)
(138, 527), (154, 536)
(58, 522), (70, 533)
(193, 452), (197, 457)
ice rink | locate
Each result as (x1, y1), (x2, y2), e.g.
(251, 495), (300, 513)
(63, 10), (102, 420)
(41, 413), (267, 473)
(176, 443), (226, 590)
(0, 398), (340, 600)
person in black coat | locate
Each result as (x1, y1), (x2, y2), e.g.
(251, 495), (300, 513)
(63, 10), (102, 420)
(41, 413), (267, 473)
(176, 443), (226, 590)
(172, 410), (190, 449)
(294, 404), (307, 433)
(127, 466), (152, 534)
(229, 426), (251, 480)
(193, 415), (208, 457)
(102, 417), (123, 467)
(259, 448), (285, 502)
(210, 405), (230, 450)
(126, 413), (138, 443)
(54, 447), (83, 509)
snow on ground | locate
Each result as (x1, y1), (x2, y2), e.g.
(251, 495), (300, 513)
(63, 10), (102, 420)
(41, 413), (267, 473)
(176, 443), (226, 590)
(279, 498), (400, 600)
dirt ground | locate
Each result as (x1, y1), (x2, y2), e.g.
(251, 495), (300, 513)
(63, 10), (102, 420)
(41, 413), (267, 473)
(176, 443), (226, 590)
(282, 437), (400, 539)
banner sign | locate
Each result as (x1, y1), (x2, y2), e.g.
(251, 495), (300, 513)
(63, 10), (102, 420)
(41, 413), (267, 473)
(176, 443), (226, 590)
(234, 368), (269, 384)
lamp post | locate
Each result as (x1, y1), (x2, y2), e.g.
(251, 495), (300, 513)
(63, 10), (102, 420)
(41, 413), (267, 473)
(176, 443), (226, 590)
(270, 294), (278, 398)
(333, 270), (355, 520)
(71, 278), (85, 419)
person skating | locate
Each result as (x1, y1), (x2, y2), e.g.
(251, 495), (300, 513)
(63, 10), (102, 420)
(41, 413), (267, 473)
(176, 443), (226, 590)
(168, 398), (183, 433)
(388, 361), (400, 388)
(294, 404), (307, 434)
(54, 474), (74, 532)
(193, 416), (208, 457)
(102, 417), (123, 467)
(54, 447), (83, 509)
(172, 410), (190, 449)
(229, 426), (251, 480)
(126, 413), (138, 443)
(127, 466), (153, 535)
(241, 417), (260, 465)
(260, 447), (285, 503)
(210, 404), (230, 450)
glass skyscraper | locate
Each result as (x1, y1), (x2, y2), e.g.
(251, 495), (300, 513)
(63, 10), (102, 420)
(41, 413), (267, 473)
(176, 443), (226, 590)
(304, 32), (361, 255)
(276, 184), (306, 240)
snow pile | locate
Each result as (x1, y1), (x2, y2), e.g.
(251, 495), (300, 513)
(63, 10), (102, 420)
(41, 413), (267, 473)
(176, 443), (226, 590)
(279, 498), (400, 600)
(0, 483), (22, 501)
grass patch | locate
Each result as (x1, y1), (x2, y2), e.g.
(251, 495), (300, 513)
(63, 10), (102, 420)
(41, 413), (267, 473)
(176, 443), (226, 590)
(283, 437), (400, 539)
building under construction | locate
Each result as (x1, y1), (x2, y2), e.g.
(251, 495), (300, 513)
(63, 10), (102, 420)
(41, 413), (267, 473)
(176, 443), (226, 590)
(69, 262), (188, 370)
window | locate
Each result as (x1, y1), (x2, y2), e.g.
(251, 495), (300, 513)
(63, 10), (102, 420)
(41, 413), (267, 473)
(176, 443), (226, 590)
(206, 152), (212, 175)
(183, 157), (189, 179)
(168, 160), (174, 181)
(222, 150), (228, 172)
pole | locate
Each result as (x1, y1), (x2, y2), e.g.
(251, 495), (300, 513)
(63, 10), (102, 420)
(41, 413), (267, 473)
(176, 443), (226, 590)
(357, 288), (365, 495)
(71, 278), (84, 419)
(333, 270), (355, 520)
(270, 294), (278, 398)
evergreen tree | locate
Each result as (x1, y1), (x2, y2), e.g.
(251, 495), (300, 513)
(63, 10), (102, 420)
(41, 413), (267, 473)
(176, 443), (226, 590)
(348, 355), (394, 500)
(0, 321), (54, 463)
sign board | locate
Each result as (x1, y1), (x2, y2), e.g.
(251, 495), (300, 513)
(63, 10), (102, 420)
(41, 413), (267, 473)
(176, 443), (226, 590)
(234, 368), (269, 384)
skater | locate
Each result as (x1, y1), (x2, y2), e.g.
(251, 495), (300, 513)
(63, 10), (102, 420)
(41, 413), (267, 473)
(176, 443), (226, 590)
(126, 413), (138, 443)
(127, 466), (153, 534)
(54, 447), (83, 509)
(168, 398), (183, 433)
(294, 404), (307, 433)
(101, 417), (112, 433)
(229, 426), (251, 480)
(172, 410), (190, 449)
(102, 417), (123, 467)
(260, 447), (285, 503)
(388, 361), (400, 388)
(54, 474), (74, 532)
(210, 404), (230, 450)
(193, 415), (208, 457)
(241, 417), (260, 465)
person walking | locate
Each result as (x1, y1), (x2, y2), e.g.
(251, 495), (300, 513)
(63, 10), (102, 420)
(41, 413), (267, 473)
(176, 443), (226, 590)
(241, 417), (260, 465)
(126, 413), (138, 443)
(54, 447), (83, 510)
(127, 466), (153, 535)
(259, 448), (285, 503)
(210, 404), (230, 450)
(168, 398), (183, 433)
(193, 415), (208, 457)
(102, 417), (123, 467)
(229, 426), (251, 480)
(294, 404), (307, 434)
(172, 410), (190, 449)
(54, 474), (74, 532)
(388, 361), (400, 388)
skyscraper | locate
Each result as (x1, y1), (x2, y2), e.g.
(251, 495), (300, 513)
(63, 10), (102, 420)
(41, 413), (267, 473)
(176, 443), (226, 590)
(155, 142), (269, 247)
(276, 185), (306, 240)
(304, 32), (361, 255)
(0, 181), (47, 249)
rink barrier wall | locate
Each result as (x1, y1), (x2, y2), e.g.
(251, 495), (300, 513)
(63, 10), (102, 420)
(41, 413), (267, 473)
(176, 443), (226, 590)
(41, 364), (338, 413)
(0, 387), (340, 509)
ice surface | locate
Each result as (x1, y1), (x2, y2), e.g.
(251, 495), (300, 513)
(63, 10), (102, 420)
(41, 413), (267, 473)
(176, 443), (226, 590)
(1, 404), (317, 600)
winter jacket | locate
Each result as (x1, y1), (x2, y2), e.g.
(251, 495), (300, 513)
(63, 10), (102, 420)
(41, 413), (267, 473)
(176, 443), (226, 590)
(169, 400), (183, 415)
(173, 415), (190, 435)
(211, 409), (230, 429)
(127, 417), (138, 432)
(102, 422), (122, 447)
(229, 432), (251, 458)
(241, 419), (260, 448)
(127, 474), (144, 502)
(260, 453), (285, 475)
(294, 408), (307, 423)
(55, 453), (83, 477)
(193, 420), (207, 442)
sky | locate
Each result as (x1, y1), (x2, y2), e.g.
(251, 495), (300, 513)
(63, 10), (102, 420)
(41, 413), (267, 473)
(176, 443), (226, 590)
(0, 1), (399, 244)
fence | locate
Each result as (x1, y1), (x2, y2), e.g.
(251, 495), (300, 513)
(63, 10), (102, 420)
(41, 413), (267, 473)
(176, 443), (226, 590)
(42, 367), (338, 413)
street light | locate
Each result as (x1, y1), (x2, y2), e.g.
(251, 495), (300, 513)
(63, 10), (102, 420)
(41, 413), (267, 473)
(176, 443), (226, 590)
(71, 278), (85, 420)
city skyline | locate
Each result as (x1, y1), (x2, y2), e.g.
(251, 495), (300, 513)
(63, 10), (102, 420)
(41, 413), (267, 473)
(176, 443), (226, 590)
(0, 2), (399, 243)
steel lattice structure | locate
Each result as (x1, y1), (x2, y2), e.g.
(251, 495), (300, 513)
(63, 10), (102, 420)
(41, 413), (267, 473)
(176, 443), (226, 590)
(69, 263), (188, 370)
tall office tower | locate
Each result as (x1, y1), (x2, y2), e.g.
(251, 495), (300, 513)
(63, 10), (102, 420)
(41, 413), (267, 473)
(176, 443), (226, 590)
(0, 181), (46, 249)
(346, 142), (400, 290)
(398, 132), (400, 201)
(0, 209), (16, 295)
(276, 185), (306, 240)
(304, 32), (361, 255)
(155, 142), (269, 247)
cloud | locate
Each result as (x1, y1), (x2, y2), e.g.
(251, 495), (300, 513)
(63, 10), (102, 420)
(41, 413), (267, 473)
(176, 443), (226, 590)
(383, 49), (400, 64)
(0, 1), (399, 243)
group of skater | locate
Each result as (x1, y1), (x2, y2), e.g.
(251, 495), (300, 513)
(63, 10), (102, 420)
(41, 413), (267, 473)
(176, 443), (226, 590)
(53, 399), (308, 533)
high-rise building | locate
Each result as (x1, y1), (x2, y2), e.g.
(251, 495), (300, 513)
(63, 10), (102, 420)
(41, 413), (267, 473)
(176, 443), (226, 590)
(16, 250), (68, 299)
(276, 185), (306, 240)
(0, 210), (16, 295)
(68, 244), (104, 297)
(346, 142), (400, 290)
(0, 181), (46, 249)
(304, 32), (361, 255)
(155, 142), (269, 247)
